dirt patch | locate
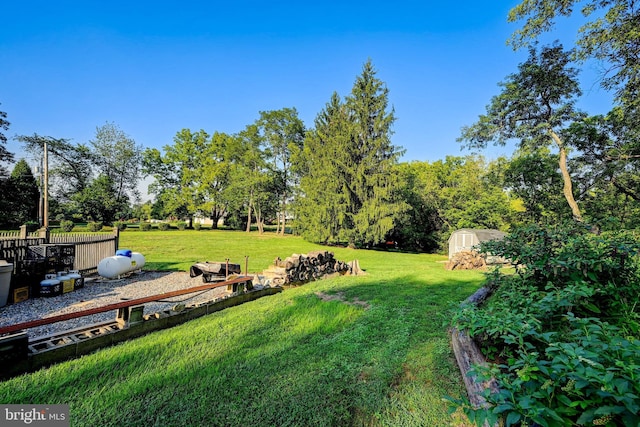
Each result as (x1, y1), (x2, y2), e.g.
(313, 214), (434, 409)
(314, 292), (371, 310)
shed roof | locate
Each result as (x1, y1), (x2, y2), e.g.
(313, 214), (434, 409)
(448, 229), (507, 243)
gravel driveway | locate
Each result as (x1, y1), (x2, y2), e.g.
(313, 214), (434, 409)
(0, 271), (232, 339)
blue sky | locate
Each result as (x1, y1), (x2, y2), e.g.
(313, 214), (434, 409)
(1, 1), (613, 169)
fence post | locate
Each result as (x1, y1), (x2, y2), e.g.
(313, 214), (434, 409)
(113, 227), (120, 251)
(38, 227), (50, 243)
(19, 225), (27, 239)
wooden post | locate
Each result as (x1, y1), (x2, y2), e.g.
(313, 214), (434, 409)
(19, 225), (27, 239)
(113, 227), (120, 251)
(38, 227), (50, 244)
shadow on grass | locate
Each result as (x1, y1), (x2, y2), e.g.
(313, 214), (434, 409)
(143, 262), (187, 271)
(0, 272), (485, 426)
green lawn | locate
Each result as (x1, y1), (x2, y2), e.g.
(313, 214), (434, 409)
(0, 230), (484, 426)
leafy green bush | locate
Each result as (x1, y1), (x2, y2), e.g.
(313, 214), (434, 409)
(23, 221), (39, 232)
(59, 220), (74, 232)
(158, 222), (169, 231)
(87, 222), (103, 232)
(193, 222), (202, 231)
(450, 223), (640, 427)
(139, 222), (151, 231)
(113, 221), (127, 231)
(176, 221), (186, 230)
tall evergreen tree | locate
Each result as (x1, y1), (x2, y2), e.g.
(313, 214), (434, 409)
(9, 159), (40, 226)
(0, 103), (12, 170)
(0, 103), (12, 226)
(296, 92), (351, 242)
(297, 60), (407, 246)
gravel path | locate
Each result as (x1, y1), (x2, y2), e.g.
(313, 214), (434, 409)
(0, 271), (234, 339)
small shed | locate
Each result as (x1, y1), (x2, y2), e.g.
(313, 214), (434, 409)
(448, 229), (507, 260)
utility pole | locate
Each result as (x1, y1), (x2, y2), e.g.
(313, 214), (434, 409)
(36, 163), (43, 227)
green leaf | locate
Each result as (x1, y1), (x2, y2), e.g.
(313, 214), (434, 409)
(583, 302), (601, 313)
(493, 404), (513, 414)
(505, 411), (521, 426)
(557, 394), (573, 406)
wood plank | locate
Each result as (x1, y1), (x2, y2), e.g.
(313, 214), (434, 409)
(0, 276), (253, 335)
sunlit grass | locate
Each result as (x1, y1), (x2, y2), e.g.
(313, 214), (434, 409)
(1, 230), (482, 426)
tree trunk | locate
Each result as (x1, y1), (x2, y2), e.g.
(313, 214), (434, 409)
(256, 204), (264, 234)
(211, 213), (220, 229)
(550, 130), (583, 222)
(280, 192), (286, 236)
(246, 191), (253, 233)
(275, 211), (281, 234)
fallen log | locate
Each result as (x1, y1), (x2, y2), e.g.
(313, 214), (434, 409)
(450, 285), (501, 427)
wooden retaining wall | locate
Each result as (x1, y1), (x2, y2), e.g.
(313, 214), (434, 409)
(1, 286), (282, 379)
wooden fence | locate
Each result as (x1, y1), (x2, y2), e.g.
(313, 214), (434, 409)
(0, 227), (119, 276)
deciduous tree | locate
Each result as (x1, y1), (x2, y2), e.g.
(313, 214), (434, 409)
(142, 129), (210, 222)
(90, 122), (143, 203)
(198, 132), (238, 228)
(231, 124), (278, 233)
(459, 44), (585, 221)
(257, 108), (305, 235)
(16, 134), (94, 201)
(502, 150), (571, 223)
(72, 174), (127, 223)
(508, 0), (640, 116)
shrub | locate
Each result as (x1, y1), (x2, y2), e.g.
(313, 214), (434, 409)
(450, 223), (640, 426)
(158, 222), (169, 231)
(87, 222), (103, 232)
(59, 220), (74, 232)
(176, 221), (186, 230)
(140, 222), (151, 231)
(193, 223), (202, 231)
(113, 221), (127, 231)
(24, 221), (39, 232)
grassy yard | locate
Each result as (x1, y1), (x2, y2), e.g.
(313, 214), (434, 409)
(0, 230), (484, 426)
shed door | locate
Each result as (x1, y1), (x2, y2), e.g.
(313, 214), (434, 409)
(457, 232), (474, 253)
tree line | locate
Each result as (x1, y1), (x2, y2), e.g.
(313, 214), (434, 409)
(1, 0), (638, 252)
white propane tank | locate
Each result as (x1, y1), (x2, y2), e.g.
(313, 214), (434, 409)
(131, 252), (146, 270)
(98, 255), (138, 279)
